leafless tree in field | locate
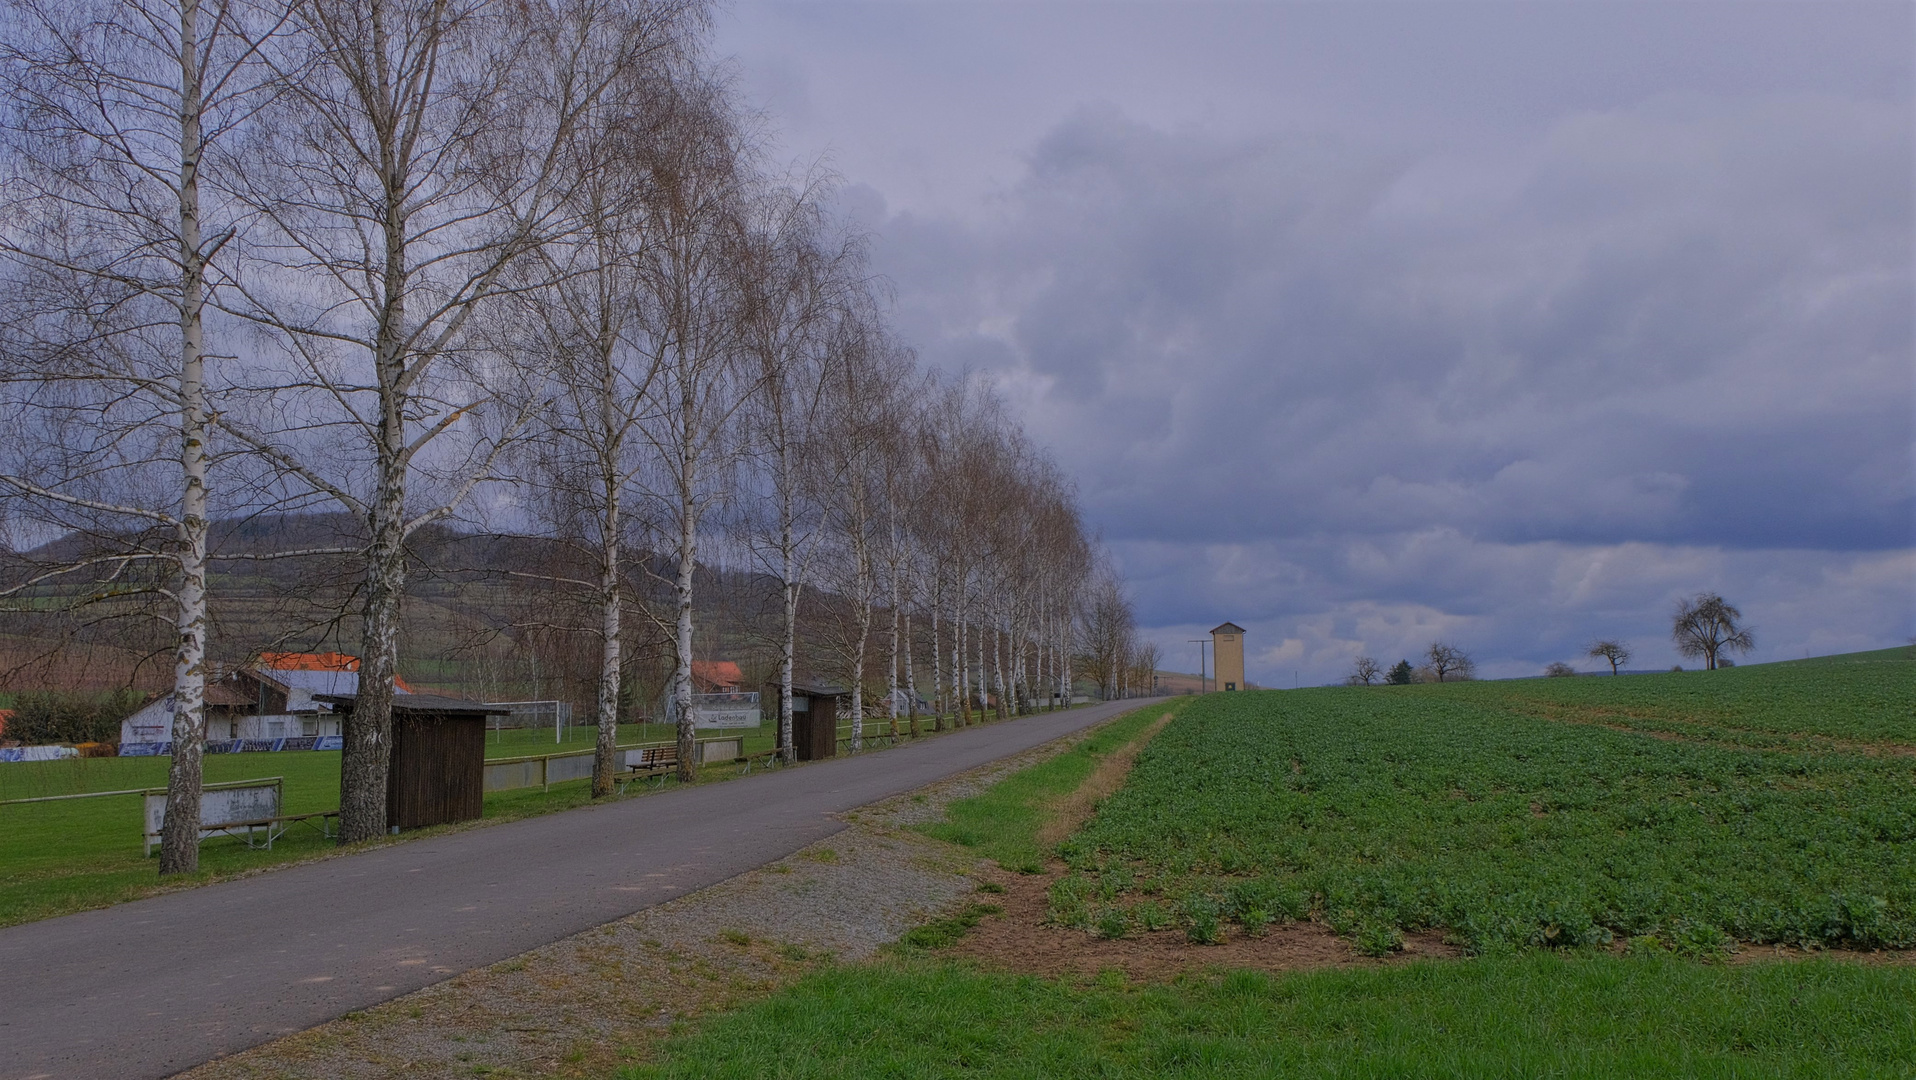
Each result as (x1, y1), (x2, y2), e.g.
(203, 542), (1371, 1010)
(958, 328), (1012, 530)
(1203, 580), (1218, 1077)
(0, 0), (289, 873)
(214, 0), (700, 842)
(1346, 655), (1382, 685)
(1425, 641), (1474, 682)
(1671, 594), (1753, 671)
(1586, 639), (1631, 675)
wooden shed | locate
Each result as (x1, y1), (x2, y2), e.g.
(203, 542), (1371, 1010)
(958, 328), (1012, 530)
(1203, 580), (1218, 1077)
(773, 682), (847, 762)
(319, 693), (509, 831)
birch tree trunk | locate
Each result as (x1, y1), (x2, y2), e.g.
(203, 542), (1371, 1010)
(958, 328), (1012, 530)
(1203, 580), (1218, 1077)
(673, 439), (699, 782)
(928, 593), (943, 731)
(156, 0), (211, 876)
(902, 609), (917, 737)
(779, 447), (798, 763)
(592, 483), (622, 798)
(885, 527), (900, 740)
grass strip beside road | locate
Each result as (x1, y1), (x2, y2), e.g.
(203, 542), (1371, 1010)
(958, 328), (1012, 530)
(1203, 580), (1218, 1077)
(919, 704), (1172, 874)
(620, 954), (1916, 1080)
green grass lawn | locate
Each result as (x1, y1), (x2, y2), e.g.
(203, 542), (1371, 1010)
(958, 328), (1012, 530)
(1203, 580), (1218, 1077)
(0, 707), (1022, 928)
(624, 955), (1916, 1080)
(1050, 655), (1915, 955)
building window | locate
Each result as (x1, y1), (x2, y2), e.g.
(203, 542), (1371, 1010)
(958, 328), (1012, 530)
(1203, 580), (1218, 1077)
(1225, 682), (1236, 691)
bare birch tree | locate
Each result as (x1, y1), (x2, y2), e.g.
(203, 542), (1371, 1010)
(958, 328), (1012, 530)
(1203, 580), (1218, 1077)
(621, 73), (750, 783)
(0, 0), (287, 872)
(215, 0), (696, 841)
(735, 180), (852, 763)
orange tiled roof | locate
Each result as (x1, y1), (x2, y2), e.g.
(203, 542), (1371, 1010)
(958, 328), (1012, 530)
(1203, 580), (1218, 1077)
(255, 652), (414, 693)
(690, 660), (743, 691)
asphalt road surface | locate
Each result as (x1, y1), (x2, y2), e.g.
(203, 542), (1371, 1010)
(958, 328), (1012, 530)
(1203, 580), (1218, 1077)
(0, 699), (1151, 1080)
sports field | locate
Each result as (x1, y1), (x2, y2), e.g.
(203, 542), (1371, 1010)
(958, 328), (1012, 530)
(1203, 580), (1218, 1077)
(0, 711), (961, 929)
(626, 649), (1916, 1078)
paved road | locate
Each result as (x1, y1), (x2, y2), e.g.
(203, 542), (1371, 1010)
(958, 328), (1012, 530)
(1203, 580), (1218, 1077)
(0, 700), (1151, 1079)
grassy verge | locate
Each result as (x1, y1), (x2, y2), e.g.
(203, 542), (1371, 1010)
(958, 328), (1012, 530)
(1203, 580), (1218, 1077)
(919, 703), (1172, 874)
(619, 954), (1916, 1079)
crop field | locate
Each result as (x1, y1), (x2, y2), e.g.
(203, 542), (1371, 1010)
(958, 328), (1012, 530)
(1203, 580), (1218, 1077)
(1052, 656), (1916, 955)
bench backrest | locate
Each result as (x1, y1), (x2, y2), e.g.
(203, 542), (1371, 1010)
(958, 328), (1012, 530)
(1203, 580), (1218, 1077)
(622, 746), (679, 769)
(143, 779), (283, 851)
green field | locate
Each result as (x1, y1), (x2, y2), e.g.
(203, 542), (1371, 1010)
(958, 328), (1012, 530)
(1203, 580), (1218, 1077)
(625, 956), (1916, 1080)
(623, 652), (1916, 1078)
(1055, 659), (1915, 954)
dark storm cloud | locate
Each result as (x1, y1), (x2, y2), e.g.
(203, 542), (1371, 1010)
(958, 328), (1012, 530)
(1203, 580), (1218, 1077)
(718, 1), (1914, 683)
(917, 98), (1911, 553)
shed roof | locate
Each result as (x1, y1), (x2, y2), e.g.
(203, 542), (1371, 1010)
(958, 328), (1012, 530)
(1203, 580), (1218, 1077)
(1210, 622), (1246, 635)
(314, 692), (510, 716)
(787, 682), (848, 698)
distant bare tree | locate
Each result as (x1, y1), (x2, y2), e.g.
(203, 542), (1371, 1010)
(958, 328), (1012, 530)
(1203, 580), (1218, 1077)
(1544, 661), (1577, 678)
(1346, 655), (1382, 686)
(1426, 641), (1474, 683)
(1672, 594), (1753, 671)
(1586, 639), (1631, 675)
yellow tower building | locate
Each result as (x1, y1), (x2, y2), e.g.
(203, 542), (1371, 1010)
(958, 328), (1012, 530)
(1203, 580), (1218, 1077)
(1211, 622), (1246, 691)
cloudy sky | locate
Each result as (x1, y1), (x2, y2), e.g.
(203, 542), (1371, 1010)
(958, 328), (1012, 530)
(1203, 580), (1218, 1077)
(714, 0), (1913, 684)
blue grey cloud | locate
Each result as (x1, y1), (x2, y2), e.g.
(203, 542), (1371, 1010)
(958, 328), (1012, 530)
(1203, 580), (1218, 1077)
(719, 1), (1914, 684)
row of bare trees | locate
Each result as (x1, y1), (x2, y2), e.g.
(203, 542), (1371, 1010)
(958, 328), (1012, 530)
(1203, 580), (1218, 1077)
(0, 0), (1120, 874)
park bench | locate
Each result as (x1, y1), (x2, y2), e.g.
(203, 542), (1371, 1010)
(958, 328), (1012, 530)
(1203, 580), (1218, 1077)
(618, 745), (679, 792)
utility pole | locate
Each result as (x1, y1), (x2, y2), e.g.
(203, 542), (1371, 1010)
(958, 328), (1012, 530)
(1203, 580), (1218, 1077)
(1188, 639), (1210, 693)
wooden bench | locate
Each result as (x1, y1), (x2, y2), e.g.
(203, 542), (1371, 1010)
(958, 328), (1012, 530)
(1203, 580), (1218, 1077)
(618, 746), (680, 792)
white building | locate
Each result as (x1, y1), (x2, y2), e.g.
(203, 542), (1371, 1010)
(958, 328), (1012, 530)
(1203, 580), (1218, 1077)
(119, 653), (414, 747)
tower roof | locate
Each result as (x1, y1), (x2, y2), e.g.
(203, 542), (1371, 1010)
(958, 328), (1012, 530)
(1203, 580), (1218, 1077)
(1210, 622), (1246, 635)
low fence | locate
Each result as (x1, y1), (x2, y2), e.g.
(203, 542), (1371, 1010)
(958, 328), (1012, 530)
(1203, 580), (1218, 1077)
(483, 736), (755, 794)
(120, 736), (343, 757)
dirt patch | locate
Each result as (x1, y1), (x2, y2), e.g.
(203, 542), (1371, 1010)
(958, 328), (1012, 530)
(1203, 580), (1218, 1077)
(1035, 711), (1175, 849)
(945, 864), (1458, 979)
(1728, 942), (1916, 966)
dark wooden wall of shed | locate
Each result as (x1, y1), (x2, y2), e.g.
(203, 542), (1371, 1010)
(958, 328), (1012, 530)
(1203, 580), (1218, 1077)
(793, 695), (837, 762)
(387, 713), (485, 830)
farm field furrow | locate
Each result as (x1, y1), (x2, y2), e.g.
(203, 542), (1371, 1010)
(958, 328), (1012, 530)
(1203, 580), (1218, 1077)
(1056, 661), (1916, 955)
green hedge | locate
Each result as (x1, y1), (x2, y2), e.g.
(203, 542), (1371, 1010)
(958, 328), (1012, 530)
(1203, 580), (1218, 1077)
(6, 689), (146, 745)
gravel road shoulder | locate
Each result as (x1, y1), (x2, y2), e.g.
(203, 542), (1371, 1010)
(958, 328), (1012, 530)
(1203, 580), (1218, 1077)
(179, 731), (1088, 1080)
